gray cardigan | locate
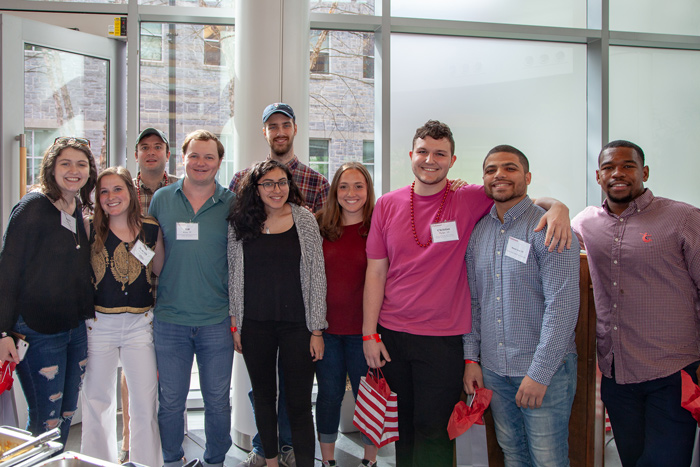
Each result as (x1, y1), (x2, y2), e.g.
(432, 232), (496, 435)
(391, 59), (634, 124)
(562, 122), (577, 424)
(227, 203), (327, 332)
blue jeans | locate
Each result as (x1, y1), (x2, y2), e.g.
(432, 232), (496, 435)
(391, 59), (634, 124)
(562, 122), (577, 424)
(483, 353), (577, 467)
(154, 316), (234, 467)
(315, 333), (371, 445)
(601, 360), (700, 467)
(12, 317), (88, 450)
(249, 366), (292, 456)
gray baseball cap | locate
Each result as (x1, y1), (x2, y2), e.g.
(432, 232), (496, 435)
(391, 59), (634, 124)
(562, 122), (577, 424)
(262, 103), (296, 123)
(135, 128), (169, 150)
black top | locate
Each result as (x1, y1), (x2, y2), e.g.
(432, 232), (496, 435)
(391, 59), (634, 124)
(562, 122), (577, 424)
(92, 218), (160, 314)
(243, 224), (305, 322)
(0, 191), (94, 334)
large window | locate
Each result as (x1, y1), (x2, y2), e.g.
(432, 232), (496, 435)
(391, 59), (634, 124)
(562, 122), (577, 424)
(391, 34), (587, 215)
(141, 23), (163, 62)
(310, 30), (330, 75)
(139, 23), (235, 182)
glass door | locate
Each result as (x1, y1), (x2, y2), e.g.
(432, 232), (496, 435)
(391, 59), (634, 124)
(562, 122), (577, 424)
(0, 13), (125, 230)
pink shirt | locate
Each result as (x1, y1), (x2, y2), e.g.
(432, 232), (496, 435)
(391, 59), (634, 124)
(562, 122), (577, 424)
(366, 184), (492, 336)
(572, 189), (700, 384)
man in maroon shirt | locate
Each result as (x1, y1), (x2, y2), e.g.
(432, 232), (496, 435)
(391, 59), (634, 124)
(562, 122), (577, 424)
(572, 140), (700, 467)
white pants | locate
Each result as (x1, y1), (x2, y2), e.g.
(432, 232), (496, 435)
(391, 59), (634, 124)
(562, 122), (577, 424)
(81, 311), (162, 467)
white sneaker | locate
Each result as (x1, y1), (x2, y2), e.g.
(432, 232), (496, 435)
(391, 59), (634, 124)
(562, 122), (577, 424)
(279, 445), (296, 467)
(235, 451), (265, 467)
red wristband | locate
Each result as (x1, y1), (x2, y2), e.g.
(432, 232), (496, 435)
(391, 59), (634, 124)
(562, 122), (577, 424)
(465, 359), (478, 364)
(362, 333), (381, 343)
(231, 326), (238, 333)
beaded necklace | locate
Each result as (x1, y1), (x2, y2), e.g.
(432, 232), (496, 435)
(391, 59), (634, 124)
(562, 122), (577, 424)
(410, 180), (451, 248)
(136, 172), (169, 202)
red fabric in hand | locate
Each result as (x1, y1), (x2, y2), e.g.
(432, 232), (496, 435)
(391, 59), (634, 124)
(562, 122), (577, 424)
(447, 386), (493, 440)
(680, 370), (700, 426)
(0, 360), (16, 394)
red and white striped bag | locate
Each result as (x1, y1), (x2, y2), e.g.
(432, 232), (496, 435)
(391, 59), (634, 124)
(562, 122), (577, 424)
(353, 369), (399, 447)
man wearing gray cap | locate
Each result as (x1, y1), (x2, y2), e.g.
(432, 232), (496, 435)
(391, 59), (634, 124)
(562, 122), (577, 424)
(229, 103), (329, 213)
(134, 128), (180, 214)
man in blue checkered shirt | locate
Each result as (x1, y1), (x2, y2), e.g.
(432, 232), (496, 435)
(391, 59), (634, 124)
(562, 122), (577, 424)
(463, 145), (580, 467)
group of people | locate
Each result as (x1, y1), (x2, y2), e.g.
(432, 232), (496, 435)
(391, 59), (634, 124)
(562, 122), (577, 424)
(0, 101), (698, 467)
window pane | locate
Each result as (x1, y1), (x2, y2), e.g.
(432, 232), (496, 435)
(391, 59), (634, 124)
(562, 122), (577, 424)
(363, 140), (374, 180)
(610, 0), (700, 35)
(139, 0), (234, 7)
(309, 31), (375, 180)
(309, 139), (330, 179)
(24, 44), (109, 187)
(391, 34), (587, 214)
(392, 0), (586, 28)
(609, 46), (700, 207)
(310, 0), (375, 16)
(362, 36), (374, 80)
(310, 30), (330, 74)
(140, 23), (235, 182)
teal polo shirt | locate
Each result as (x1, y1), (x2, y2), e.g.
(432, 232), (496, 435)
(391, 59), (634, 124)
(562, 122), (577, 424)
(149, 178), (235, 326)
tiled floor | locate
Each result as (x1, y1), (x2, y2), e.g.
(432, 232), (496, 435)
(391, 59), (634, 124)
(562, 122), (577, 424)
(63, 409), (623, 467)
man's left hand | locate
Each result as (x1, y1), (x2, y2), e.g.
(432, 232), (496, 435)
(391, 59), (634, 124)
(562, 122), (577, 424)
(534, 202), (572, 252)
(515, 375), (548, 409)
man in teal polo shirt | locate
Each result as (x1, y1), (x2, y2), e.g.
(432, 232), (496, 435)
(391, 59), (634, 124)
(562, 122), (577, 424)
(149, 129), (235, 467)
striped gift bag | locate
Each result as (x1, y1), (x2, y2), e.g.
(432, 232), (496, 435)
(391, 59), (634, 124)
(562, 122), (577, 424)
(353, 369), (399, 447)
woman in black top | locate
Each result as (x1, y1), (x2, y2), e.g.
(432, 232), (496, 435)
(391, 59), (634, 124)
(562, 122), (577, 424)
(0, 137), (97, 449)
(81, 166), (164, 466)
(228, 160), (327, 467)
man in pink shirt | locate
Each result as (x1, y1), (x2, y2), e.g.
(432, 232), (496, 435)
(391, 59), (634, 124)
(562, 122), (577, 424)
(362, 120), (571, 467)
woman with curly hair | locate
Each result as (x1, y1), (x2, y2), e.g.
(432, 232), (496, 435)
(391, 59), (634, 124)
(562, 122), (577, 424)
(228, 160), (326, 467)
(81, 166), (164, 467)
(0, 136), (97, 449)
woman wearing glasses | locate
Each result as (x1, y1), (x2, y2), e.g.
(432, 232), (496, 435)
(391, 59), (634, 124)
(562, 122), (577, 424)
(0, 137), (97, 449)
(228, 160), (326, 467)
(81, 166), (164, 467)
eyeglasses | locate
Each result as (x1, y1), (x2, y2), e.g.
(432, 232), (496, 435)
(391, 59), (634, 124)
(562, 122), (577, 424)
(257, 180), (290, 191)
(54, 136), (91, 148)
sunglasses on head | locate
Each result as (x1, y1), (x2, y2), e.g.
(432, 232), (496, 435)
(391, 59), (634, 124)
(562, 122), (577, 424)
(54, 136), (91, 148)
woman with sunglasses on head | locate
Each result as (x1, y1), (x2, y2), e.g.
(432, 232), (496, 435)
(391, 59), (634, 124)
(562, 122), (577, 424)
(228, 160), (326, 467)
(80, 166), (164, 467)
(315, 162), (379, 467)
(0, 136), (97, 449)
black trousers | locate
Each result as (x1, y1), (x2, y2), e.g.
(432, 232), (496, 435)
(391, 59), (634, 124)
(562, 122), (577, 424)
(241, 319), (315, 467)
(379, 325), (465, 467)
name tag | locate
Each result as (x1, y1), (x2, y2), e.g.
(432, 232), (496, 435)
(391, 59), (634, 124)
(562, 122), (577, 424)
(176, 222), (199, 240)
(61, 211), (76, 234)
(430, 221), (459, 243)
(505, 236), (531, 264)
(130, 240), (155, 267)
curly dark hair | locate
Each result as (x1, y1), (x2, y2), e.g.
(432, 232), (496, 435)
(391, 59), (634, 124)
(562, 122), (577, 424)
(39, 137), (98, 210)
(412, 120), (455, 155)
(227, 160), (304, 242)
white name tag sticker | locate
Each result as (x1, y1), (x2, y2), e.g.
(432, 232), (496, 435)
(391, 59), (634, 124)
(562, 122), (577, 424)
(61, 211), (77, 234)
(505, 236), (531, 264)
(176, 222), (199, 240)
(430, 220), (459, 243)
(131, 240), (155, 267)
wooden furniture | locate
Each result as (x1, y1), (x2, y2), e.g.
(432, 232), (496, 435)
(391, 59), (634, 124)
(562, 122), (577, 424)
(483, 253), (606, 467)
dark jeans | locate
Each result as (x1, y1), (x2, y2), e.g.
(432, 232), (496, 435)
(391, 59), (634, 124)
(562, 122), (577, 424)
(602, 360), (700, 467)
(241, 320), (315, 467)
(249, 367), (292, 456)
(13, 317), (88, 450)
(379, 325), (464, 467)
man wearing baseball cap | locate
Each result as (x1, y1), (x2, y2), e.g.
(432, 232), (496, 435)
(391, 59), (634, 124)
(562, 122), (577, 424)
(229, 103), (329, 213)
(134, 128), (180, 214)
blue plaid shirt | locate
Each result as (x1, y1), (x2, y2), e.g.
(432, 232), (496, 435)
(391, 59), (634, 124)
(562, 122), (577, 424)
(463, 197), (580, 386)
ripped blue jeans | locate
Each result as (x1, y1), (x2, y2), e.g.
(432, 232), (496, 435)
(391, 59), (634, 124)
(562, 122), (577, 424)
(13, 316), (88, 450)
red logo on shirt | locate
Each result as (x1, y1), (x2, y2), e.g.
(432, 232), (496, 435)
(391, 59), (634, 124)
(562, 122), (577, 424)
(640, 232), (652, 243)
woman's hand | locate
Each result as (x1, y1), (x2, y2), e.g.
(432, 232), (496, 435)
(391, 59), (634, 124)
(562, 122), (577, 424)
(233, 332), (242, 354)
(310, 333), (324, 362)
(363, 340), (391, 368)
(0, 336), (19, 364)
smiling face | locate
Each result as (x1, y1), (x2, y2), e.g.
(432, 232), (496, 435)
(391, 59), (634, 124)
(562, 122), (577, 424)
(183, 138), (223, 187)
(98, 174), (131, 219)
(336, 168), (368, 223)
(263, 113), (297, 161)
(257, 167), (290, 213)
(136, 134), (170, 175)
(596, 146), (648, 214)
(410, 136), (456, 195)
(483, 151), (531, 209)
(54, 147), (91, 200)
